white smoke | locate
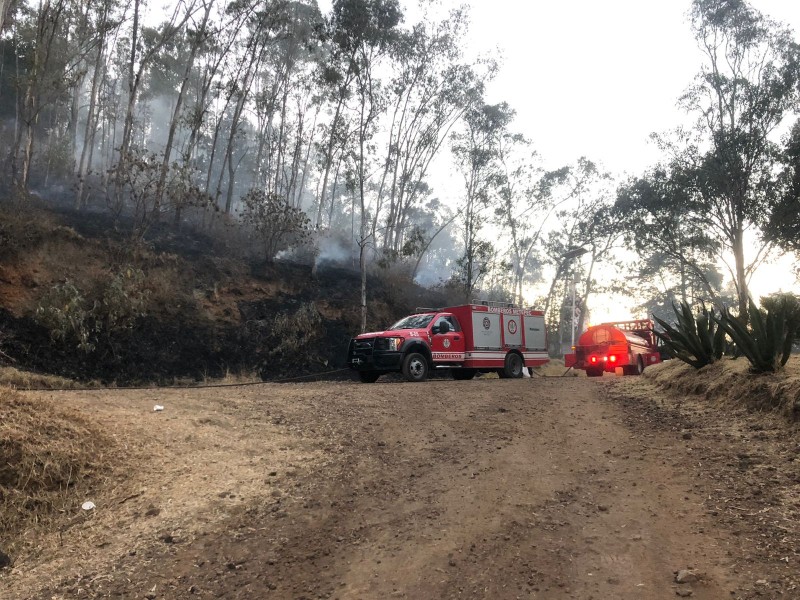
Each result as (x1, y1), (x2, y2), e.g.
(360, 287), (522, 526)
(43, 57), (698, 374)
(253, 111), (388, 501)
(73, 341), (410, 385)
(313, 230), (353, 269)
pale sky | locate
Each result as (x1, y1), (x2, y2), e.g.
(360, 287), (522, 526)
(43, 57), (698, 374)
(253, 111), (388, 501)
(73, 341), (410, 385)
(463, 0), (800, 176)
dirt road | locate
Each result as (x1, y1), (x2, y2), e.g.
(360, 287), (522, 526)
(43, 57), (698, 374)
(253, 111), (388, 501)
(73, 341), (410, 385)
(4, 375), (797, 599)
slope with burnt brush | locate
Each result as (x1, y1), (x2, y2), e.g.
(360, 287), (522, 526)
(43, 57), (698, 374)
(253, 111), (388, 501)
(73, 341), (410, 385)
(0, 201), (453, 385)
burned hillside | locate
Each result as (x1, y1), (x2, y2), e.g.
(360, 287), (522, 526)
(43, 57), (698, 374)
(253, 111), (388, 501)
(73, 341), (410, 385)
(0, 202), (451, 385)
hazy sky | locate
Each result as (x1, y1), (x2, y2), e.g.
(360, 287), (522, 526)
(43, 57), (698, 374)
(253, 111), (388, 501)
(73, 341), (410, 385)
(316, 0), (800, 317)
(462, 0), (800, 175)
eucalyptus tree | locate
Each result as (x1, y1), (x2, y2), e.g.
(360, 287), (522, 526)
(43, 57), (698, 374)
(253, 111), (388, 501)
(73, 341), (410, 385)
(615, 165), (722, 304)
(324, 0), (402, 332)
(151, 0), (215, 220)
(180, 2), (249, 173)
(673, 0), (800, 319)
(113, 0), (199, 211)
(539, 158), (615, 336)
(491, 131), (572, 306)
(210, 2), (271, 214)
(75, 0), (123, 208)
(450, 101), (514, 302)
(11, 0), (74, 189)
(249, 0), (322, 208)
(313, 1), (362, 227)
(377, 5), (483, 259)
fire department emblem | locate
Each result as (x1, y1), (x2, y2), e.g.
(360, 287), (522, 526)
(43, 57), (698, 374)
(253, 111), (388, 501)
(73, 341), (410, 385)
(482, 317), (491, 330)
(443, 338), (451, 349)
(507, 319), (518, 334)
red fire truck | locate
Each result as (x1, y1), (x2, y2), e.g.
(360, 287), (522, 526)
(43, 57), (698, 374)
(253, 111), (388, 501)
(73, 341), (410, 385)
(564, 319), (661, 377)
(347, 302), (549, 382)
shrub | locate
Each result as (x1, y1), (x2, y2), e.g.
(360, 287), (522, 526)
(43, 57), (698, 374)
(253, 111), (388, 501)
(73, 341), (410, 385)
(653, 301), (726, 369)
(34, 281), (95, 353)
(34, 266), (150, 354)
(715, 297), (797, 373)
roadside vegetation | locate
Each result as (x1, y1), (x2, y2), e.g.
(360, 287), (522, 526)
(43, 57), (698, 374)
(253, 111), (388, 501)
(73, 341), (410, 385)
(656, 296), (800, 374)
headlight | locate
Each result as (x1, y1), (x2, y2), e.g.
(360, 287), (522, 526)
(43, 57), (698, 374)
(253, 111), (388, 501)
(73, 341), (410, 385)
(386, 337), (403, 351)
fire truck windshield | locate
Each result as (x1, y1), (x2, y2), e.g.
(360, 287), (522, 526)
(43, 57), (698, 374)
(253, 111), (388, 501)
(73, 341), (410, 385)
(389, 314), (435, 330)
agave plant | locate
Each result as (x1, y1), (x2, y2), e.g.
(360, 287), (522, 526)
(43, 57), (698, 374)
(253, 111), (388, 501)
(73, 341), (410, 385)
(653, 301), (726, 369)
(714, 298), (797, 373)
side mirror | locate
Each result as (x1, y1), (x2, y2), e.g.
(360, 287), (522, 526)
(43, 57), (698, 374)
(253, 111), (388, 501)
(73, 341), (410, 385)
(438, 320), (451, 334)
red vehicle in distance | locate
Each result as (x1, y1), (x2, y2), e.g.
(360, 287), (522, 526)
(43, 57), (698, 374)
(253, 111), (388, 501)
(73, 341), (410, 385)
(564, 319), (661, 377)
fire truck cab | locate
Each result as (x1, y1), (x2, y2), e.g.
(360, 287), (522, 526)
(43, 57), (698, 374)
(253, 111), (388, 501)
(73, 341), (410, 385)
(347, 302), (549, 383)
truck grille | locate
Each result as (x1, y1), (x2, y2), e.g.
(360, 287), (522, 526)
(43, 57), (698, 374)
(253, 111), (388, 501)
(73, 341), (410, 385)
(349, 338), (374, 358)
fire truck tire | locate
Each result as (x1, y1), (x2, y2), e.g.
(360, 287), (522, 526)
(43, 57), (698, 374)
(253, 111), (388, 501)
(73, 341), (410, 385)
(586, 368), (603, 377)
(402, 352), (429, 382)
(452, 368), (476, 380)
(358, 371), (381, 383)
(503, 353), (524, 378)
(636, 356), (645, 375)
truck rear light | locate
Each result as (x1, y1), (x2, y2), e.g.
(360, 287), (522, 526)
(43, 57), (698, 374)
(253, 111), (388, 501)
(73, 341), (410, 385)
(609, 355), (617, 363)
(590, 356), (597, 363)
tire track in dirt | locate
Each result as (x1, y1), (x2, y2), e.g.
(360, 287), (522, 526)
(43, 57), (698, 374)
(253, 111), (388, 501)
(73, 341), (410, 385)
(7, 378), (752, 599)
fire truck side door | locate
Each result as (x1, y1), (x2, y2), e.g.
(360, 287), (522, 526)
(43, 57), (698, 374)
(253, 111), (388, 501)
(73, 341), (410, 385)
(430, 315), (465, 361)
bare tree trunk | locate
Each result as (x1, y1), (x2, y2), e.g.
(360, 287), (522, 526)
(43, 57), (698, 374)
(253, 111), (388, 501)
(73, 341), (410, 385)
(732, 225), (749, 319)
(315, 95), (345, 226)
(0, 0), (12, 33)
(294, 103), (318, 209)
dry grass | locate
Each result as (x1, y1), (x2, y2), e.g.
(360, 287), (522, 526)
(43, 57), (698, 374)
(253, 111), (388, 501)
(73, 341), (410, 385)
(209, 368), (263, 385)
(532, 358), (581, 377)
(0, 366), (82, 390)
(0, 386), (120, 555)
(640, 355), (800, 421)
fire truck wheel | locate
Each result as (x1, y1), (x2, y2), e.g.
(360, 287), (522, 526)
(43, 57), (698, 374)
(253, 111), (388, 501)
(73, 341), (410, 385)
(402, 352), (429, 382)
(503, 353), (524, 378)
(358, 371), (381, 383)
(636, 356), (645, 375)
(586, 368), (603, 377)
(452, 368), (476, 380)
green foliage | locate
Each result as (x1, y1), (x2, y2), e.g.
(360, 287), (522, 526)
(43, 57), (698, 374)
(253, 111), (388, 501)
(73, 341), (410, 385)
(653, 301), (726, 369)
(34, 267), (150, 354)
(239, 189), (311, 262)
(715, 298), (798, 374)
(768, 121), (800, 251)
(760, 293), (800, 341)
(35, 281), (95, 353)
(96, 267), (150, 336)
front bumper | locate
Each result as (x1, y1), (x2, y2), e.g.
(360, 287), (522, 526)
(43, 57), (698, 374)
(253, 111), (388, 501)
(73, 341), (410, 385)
(348, 338), (403, 371)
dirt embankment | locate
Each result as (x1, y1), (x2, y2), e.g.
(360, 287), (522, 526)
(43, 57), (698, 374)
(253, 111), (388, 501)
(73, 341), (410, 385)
(2, 364), (799, 599)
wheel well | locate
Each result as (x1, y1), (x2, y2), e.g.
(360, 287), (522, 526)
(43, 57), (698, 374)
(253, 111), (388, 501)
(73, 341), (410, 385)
(404, 342), (432, 365)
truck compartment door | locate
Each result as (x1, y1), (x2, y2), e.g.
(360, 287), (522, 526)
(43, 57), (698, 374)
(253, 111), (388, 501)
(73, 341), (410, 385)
(523, 315), (546, 351)
(472, 312), (502, 349)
